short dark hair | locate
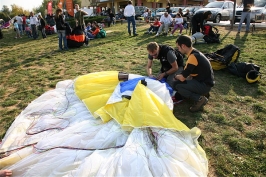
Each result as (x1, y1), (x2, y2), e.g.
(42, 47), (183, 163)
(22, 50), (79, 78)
(176, 35), (192, 48)
(203, 11), (212, 19)
(128, 0), (132, 4)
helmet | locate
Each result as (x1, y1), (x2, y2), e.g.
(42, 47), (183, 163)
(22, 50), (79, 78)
(246, 70), (261, 83)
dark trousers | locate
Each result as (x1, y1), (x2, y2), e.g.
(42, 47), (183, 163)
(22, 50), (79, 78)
(191, 19), (200, 35)
(31, 24), (38, 39)
(173, 79), (211, 101)
(40, 27), (46, 38)
(126, 16), (136, 35)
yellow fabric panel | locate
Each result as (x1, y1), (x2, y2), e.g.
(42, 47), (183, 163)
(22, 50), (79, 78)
(94, 106), (112, 122)
(104, 98), (130, 125)
(83, 93), (112, 118)
(0, 147), (32, 168)
(74, 71), (119, 99)
(122, 82), (189, 131)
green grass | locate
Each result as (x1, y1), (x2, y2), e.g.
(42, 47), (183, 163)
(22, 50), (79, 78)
(0, 22), (266, 176)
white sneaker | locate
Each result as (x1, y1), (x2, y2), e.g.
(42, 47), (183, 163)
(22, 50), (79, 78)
(178, 33), (182, 36)
(155, 33), (159, 36)
(170, 34), (173, 36)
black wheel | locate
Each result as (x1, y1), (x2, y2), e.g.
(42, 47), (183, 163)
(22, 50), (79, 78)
(213, 14), (221, 23)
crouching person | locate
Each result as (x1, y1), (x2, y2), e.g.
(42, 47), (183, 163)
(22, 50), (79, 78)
(173, 35), (215, 112)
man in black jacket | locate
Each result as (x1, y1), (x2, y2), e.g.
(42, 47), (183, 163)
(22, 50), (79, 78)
(146, 42), (184, 88)
(237, 0), (254, 33)
(191, 11), (212, 35)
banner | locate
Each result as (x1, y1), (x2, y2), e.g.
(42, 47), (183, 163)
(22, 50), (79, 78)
(47, 0), (53, 16)
(57, 0), (64, 9)
(66, 0), (74, 17)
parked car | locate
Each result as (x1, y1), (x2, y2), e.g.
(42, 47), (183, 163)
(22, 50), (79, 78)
(135, 6), (148, 19)
(182, 6), (203, 16)
(195, 1), (234, 23)
(155, 8), (167, 18)
(234, 0), (266, 23)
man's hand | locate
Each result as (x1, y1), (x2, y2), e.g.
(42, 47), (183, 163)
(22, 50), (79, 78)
(148, 75), (158, 79)
(157, 72), (166, 81)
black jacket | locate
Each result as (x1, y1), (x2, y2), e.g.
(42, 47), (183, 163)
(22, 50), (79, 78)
(55, 15), (66, 30)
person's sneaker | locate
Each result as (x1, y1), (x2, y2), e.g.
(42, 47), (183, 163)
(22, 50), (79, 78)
(189, 96), (208, 112)
(170, 33), (173, 36)
(155, 33), (159, 37)
(237, 31), (240, 34)
(178, 33), (182, 36)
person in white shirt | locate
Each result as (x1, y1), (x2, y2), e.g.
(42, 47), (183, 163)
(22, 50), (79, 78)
(170, 13), (183, 36)
(155, 12), (173, 36)
(124, 0), (138, 36)
(29, 12), (39, 39)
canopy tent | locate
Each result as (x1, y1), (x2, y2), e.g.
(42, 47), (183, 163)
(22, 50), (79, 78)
(0, 71), (208, 176)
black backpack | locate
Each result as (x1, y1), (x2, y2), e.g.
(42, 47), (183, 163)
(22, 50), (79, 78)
(203, 24), (220, 44)
(204, 44), (240, 70)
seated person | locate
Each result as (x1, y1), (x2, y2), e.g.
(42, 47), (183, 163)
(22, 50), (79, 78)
(86, 24), (100, 39)
(155, 12), (173, 36)
(183, 9), (192, 29)
(145, 17), (161, 34)
(170, 13), (183, 36)
(86, 22), (91, 32)
(25, 25), (32, 38)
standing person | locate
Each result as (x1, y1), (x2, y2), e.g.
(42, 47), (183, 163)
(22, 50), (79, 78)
(173, 35), (214, 112)
(74, 4), (88, 30)
(16, 15), (23, 36)
(191, 11), (212, 35)
(38, 14), (47, 39)
(124, 0), (138, 36)
(22, 14), (26, 35)
(13, 19), (21, 39)
(108, 10), (115, 27)
(30, 12), (38, 39)
(237, 0), (254, 33)
(170, 13), (183, 36)
(55, 8), (68, 51)
(166, 0), (172, 17)
(146, 42), (184, 88)
(155, 12), (173, 36)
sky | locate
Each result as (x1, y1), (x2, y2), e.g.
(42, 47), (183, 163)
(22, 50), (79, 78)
(0, 0), (43, 11)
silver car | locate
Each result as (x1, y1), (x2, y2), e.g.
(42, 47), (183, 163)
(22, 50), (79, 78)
(195, 1), (234, 23)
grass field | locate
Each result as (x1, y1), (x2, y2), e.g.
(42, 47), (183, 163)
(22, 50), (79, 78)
(0, 22), (265, 176)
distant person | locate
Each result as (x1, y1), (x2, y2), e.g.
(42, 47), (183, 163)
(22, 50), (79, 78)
(108, 10), (115, 27)
(74, 4), (88, 30)
(170, 13), (183, 36)
(38, 14), (47, 39)
(237, 0), (254, 33)
(13, 19), (21, 39)
(55, 8), (68, 51)
(15, 15), (23, 35)
(124, 0), (138, 36)
(146, 42), (184, 88)
(155, 12), (173, 36)
(191, 10), (212, 35)
(173, 35), (214, 112)
(30, 12), (38, 39)
(0, 169), (12, 177)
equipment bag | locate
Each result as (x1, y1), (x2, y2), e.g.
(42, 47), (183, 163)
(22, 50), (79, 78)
(203, 24), (220, 44)
(204, 44), (240, 70)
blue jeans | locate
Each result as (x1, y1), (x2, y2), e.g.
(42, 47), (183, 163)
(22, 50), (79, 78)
(126, 16), (136, 35)
(238, 11), (251, 32)
(57, 30), (68, 50)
